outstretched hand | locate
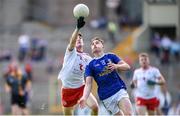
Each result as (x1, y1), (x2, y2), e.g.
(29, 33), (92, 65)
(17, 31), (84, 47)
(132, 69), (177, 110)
(77, 17), (85, 29)
(78, 97), (86, 109)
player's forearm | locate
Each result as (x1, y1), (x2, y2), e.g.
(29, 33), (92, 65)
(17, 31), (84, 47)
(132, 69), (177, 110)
(5, 84), (11, 93)
(116, 63), (130, 71)
(83, 85), (92, 100)
(68, 28), (79, 51)
(156, 79), (165, 85)
(26, 81), (32, 92)
(156, 75), (166, 85)
(82, 77), (92, 100)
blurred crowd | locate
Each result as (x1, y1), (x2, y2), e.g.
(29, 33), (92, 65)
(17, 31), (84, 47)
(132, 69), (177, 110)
(0, 32), (49, 115)
(18, 33), (47, 62)
(150, 32), (180, 64)
(1, 60), (33, 115)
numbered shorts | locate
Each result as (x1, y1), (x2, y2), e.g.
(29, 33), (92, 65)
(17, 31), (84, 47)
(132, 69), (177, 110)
(102, 89), (129, 114)
(61, 85), (84, 107)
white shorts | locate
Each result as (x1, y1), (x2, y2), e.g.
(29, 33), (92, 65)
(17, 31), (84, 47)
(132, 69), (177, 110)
(102, 89), (129, 114)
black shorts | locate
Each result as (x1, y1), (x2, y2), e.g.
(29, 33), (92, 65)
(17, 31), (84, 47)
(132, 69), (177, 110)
(11, 94), (27, 108)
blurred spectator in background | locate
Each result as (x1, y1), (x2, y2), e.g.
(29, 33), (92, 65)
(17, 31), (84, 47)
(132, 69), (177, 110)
(168, 96), (180, 115)
(107, 21), (118, 44)
(46, 58), (55, 74)
(118, 14), (130, 27)
(170, 39), (180, 62)
(23, 60), (33, 110)
(3, 60), (16, 79)
(37, 38), (47, 60)
(30, 36), (39, 61)
(29, 35), (47, 61)
(0, 50), (12, 62)
(115, 0), (122, 17)
(18, 34), (30, 62)
(151, 32), (161, 57)
(90, 17), (107, 29)
(160, 35), (172, 64)
(0, 87), (2, 115)
(24, 59), (33, 81)
(155, 85), (171, 115)
(4, 61), (31, 115)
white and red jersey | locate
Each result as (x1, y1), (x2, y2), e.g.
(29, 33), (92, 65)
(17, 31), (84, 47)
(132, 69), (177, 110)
(133, 66), (162, 99)
(58, 47), (92, 88)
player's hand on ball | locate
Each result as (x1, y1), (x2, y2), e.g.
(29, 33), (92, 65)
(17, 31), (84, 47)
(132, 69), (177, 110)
(78, 97), (86, 109)
(77, 17), (85, 29)
(147, 80), (157, 86)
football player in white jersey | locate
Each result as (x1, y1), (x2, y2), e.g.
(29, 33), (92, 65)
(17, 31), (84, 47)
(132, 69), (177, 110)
(131, 53), (166, 115)
(57, 17), (98, 115)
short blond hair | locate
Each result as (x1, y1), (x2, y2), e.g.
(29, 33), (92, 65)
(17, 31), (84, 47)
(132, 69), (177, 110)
(139, 52), (149, 58)
(91, 36), (104, 44)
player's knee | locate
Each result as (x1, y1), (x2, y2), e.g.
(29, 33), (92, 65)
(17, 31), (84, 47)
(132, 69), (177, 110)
(123, 108), (133, 115)
(124, 110), (133, 115)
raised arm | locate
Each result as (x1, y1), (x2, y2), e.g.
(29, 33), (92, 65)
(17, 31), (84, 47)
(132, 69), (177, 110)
(68, 17), (85, 51)
(68, 28), (79, 51)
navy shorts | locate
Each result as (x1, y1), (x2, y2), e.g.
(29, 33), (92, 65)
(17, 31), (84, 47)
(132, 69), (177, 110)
(11, 94), (27, 108)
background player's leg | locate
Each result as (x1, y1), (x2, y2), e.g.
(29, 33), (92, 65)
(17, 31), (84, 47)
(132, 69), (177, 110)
(136, 105), (147, 115)
(21, 108), (29, 115)
(148, 109), (156, 115)
(63, 106), (74, 115)
(86, 93), (98, 115)
(12, 105), (20, 115)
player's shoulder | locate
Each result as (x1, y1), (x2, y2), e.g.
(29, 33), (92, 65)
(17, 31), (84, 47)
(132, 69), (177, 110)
(87, 59), (96, 69)
(134, 68), (142, 73)
(106, 52), (116, 56)
(82, 52), (92, 60)
(89, 58), (96, 63)
(82, 52), (91, 57)
(149, 66), (159, 71)
(104, 52), (118, 58)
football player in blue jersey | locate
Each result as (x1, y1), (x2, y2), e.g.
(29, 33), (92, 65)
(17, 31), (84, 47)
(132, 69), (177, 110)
(78, 37), (133, 115)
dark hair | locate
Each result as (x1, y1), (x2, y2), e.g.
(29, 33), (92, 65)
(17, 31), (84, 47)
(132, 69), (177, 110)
(91, 36), (104, 44)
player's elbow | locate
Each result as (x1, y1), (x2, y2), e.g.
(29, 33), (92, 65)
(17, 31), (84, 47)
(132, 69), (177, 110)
(159, 76), (166, 85)
(126, 64), (131, 70)
(160, 79), (166, 85)
(123, 64), (131, 70)
(85, 76), (93, 85)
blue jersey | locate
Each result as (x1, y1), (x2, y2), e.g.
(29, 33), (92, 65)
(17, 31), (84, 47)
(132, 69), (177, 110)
(85, 53), (126, 100)
(6, 74), (28, 95)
